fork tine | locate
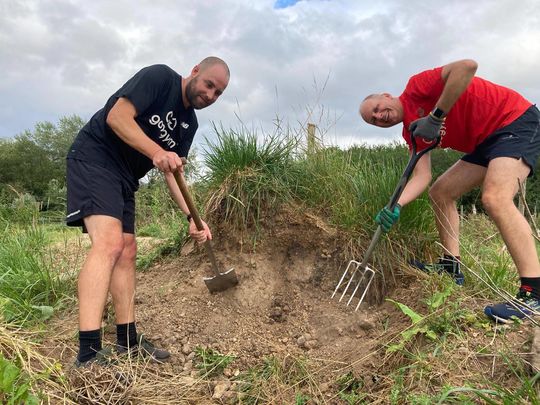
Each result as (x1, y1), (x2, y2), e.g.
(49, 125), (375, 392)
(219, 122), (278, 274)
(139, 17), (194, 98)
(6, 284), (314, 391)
(332, 260), (375, 311)
(331, 260), (358, 298)
(338, 261), (360, 302)
(354, 268), (375, 311)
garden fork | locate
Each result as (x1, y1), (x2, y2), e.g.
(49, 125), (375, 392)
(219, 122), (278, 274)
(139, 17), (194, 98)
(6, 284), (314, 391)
(332, 134), (441, 310)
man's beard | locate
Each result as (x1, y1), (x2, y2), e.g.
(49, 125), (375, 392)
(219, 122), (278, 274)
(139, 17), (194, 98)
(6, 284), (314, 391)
(186, 78), (209, 110)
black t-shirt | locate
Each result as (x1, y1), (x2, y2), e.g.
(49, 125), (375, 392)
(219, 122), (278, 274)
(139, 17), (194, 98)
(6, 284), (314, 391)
(68, 64), (198, 190)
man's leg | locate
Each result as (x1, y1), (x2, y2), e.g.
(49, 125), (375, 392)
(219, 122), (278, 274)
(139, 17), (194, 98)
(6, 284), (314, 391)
(482, 157), (540, 322)
(109, 233), (170, 360)
(429, 160), (486, 256)
(109, 233), (138, 349)
(77, 215), (124, 363)
(481, 157), (540, 277)
(109, 233), (137, 325)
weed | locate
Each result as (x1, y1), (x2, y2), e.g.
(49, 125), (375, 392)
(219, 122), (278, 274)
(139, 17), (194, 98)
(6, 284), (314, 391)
(336, 371), (365, 404)
(294, 392), (310, 404)
(0, 352), (40, 404)
(236, 355), (313, 404)
(195, 346), (235, 378)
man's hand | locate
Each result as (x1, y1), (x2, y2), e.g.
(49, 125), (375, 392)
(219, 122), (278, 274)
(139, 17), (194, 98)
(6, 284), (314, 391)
(152, 150), (184, 173)
(409, 114), (444, 141)
(188, 218), (212, 243)
(375, 205), (401, 233)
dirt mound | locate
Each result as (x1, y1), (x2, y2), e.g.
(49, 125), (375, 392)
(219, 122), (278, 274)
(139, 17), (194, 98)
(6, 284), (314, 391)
(136, 207), (384, 368)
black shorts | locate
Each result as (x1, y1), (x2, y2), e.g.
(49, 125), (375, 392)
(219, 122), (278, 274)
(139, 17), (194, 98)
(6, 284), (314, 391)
(462, 105), (540, 176)
(66, 159), (136, 234)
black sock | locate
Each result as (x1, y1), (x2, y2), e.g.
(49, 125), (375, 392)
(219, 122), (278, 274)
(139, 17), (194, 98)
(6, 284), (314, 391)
(78, 329), (102, 363)
(440, 255), (461, 275)
(520, 277), (540, 298)
(117, 322), (138, 349)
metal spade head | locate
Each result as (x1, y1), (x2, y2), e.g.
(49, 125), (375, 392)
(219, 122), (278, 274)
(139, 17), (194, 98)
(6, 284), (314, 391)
(203, 267), (238, 293)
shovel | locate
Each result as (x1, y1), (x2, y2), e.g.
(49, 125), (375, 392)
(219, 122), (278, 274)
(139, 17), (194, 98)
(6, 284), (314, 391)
(173, 169), (238, 293)
(332, 134), (441, 310)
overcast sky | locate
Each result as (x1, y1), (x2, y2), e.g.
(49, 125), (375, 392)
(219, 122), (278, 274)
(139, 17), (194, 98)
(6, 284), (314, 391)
(1, 0), (539, 150)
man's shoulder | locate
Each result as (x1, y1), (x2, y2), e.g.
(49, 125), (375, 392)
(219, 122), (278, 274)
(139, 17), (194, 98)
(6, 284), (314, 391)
(141, 64), (178, 77)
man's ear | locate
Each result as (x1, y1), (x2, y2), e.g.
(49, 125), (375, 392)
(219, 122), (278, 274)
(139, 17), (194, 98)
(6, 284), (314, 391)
(382, 92), (392, 98)
(191, 64), (200, 76)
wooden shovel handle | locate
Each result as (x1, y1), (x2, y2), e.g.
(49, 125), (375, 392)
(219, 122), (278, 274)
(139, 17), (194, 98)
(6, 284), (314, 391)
(173, 167), (222, 278)
(173, 169), (205, 232)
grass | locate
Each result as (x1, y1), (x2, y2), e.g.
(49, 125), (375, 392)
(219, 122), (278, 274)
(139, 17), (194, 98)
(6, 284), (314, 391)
(195, 346), (235, 377)
(0, 223), (75, 325)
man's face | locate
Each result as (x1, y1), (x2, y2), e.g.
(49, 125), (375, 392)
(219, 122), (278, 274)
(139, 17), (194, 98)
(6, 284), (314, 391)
(359, 94), (403, 128)
(186, 64), (229, 110)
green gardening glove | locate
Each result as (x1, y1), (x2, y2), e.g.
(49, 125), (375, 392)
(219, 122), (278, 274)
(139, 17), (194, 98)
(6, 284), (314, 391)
(374, 204), (401, 233)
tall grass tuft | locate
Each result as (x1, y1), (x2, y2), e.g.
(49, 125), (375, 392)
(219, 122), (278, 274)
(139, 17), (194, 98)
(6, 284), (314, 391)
(292, 142), (434, 235)
(203, 124), (299, 233)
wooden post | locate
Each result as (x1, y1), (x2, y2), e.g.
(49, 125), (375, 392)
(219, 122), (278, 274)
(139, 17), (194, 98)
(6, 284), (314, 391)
(307, 123), (317, 154)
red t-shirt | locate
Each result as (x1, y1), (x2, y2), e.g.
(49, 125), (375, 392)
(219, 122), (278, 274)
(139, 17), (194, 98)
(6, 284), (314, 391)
(399, 67), (532, 152)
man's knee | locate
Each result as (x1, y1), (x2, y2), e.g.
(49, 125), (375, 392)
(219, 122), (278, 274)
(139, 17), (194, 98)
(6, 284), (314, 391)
(120, 238), (137, 263)
(429, 180), (450, 203)
(482, 191), (508, 216)
(91, 234), (125, 262)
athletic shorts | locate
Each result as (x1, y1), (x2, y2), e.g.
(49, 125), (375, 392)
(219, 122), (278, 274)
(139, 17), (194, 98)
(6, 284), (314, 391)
(66, 159), (136, 234)
(462, 105), (540, 176)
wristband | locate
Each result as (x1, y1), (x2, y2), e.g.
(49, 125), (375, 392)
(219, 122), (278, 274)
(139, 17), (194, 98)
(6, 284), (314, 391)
(430, 107), (446, 121)
(186, 214), (192, 223)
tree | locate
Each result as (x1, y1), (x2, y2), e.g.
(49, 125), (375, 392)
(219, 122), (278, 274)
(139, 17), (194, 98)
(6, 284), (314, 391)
(0, 115), (85, 201)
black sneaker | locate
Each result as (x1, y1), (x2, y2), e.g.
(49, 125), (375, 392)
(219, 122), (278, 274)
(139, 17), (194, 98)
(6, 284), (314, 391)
(484, 288), (540, 323)
(74, 347), (115, 368)
(410, 257), (465, 286)
(117, 334), (170, 362)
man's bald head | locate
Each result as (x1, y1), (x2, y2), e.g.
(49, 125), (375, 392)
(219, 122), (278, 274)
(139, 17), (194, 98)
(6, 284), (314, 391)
(198, 56), (230, 78)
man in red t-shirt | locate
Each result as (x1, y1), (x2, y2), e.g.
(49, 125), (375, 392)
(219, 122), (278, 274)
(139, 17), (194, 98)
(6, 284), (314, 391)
(359, 59), (540, 323)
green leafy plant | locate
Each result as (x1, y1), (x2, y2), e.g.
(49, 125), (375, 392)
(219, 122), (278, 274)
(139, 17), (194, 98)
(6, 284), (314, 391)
(0, 353), (40, 405)
(386, 283), (459, 353)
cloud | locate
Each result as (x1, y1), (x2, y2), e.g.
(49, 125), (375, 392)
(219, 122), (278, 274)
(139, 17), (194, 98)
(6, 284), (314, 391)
(1, 0), (539, 151)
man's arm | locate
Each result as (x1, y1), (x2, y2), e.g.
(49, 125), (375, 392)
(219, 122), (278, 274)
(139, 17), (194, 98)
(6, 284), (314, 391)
(435, 59), (478, 115)
(409, 60), (478, 140)
(397, 152), (432, 206)
(164, 171), (190, 215)
(106, 97), (183, 172)
(163, 171), (212, 242)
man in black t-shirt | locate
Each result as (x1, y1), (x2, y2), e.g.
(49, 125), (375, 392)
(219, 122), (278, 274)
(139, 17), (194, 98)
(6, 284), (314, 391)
(66, 57), (230, 367)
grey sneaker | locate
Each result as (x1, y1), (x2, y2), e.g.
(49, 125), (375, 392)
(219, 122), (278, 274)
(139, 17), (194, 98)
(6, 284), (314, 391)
(117, 334), (170, 361)
(74, 347), (115, 368)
